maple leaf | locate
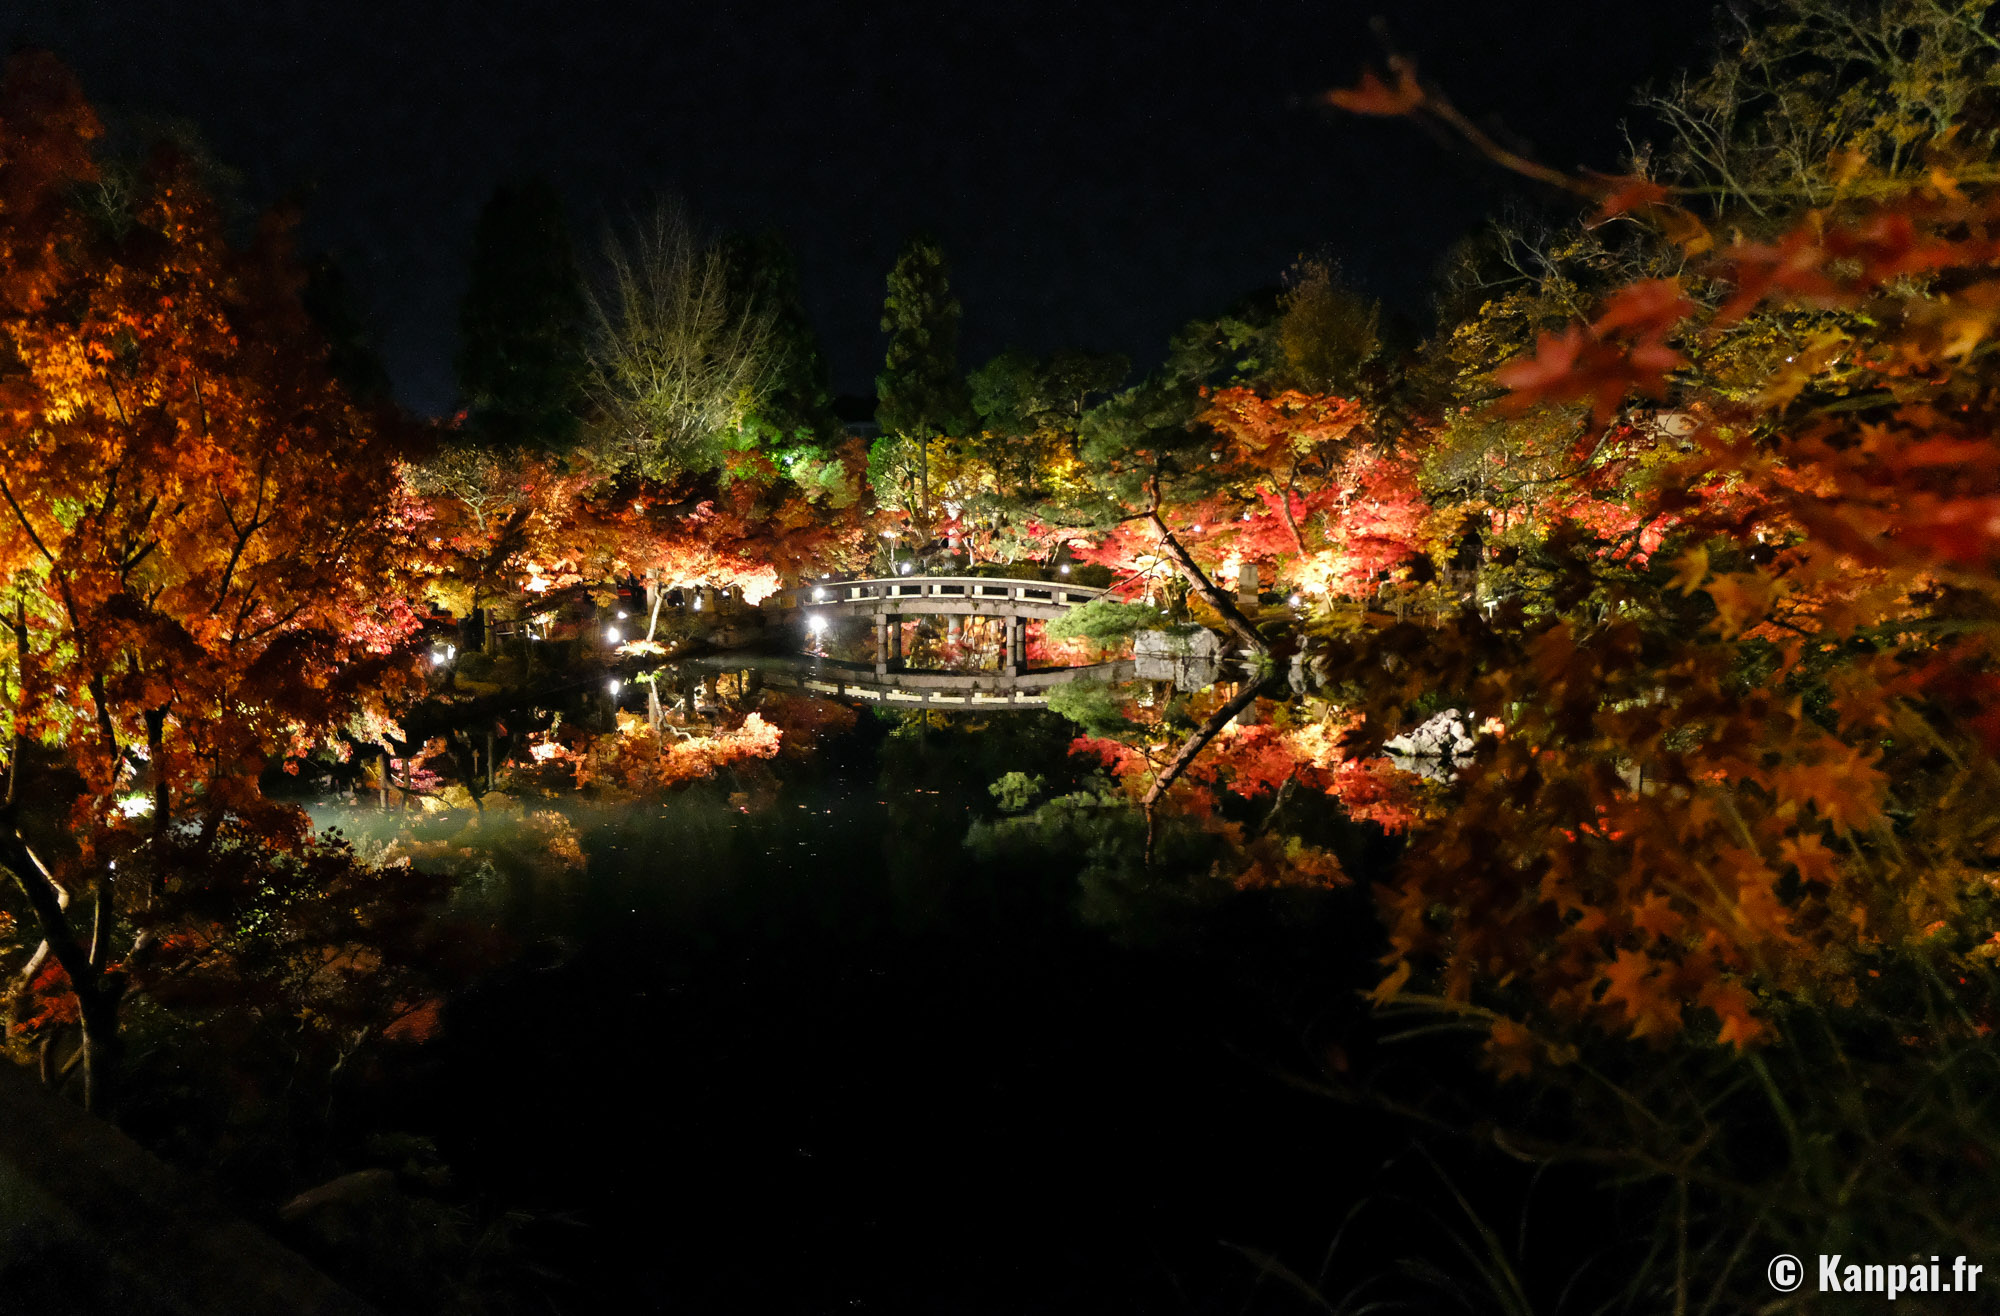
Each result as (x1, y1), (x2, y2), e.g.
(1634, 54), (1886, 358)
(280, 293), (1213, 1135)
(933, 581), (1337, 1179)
(1773, 752), (1886, 836)
(1704, 571), (1780, 636)
(1323, 62), (1423, 117)
(1494, 327), (1683, 425)
(1482, 1017), (1540, 1082)
(1778, 832), (1841, 887)
(1668, 546), (1710, 594)
(1370, 958), (1413, 1006)
(1597, 948), (1675, 1037)
(1630, 892), (1684, 943)
(1587, 175), (1671, 224)
(1589, 279), (1694, 339)
(1698, 979), (1767, 1049)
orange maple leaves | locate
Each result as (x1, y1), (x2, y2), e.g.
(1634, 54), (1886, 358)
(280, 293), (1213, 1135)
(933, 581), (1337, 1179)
(1353, 177), (2000, 1065)
(1493, 279), (1692, 426)
(1, 55), (425, 835)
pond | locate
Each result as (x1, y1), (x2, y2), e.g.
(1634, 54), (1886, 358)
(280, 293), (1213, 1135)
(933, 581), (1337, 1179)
(304, 683), (1626, 1313)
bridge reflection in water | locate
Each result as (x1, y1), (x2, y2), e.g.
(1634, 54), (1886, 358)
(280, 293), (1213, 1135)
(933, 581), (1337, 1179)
(763, 575), (1135, 707)
(759, 655), (1137, 708)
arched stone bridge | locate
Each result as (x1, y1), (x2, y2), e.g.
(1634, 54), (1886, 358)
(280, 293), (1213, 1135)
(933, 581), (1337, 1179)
(768, 575), (1113, 680)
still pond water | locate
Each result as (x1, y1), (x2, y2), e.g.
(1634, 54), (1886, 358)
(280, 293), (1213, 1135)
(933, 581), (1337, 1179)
(309, 695), (1597, 1314)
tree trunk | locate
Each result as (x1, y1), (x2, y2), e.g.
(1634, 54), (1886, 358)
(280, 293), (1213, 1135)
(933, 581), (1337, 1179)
(2, 826), (120, 1114)
(1140, 676), (1271, 867)
(1147, 510), (1266, 655)
(144, 705), (169, 842)
(4, 595), (23, 811)
(8, 836), (65, 1024)
(88, 862), (114, 972)
(76, 981), (122, 1115)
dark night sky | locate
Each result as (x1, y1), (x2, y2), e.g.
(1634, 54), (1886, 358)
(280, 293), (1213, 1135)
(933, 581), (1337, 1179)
(8, 1), (1720, 415)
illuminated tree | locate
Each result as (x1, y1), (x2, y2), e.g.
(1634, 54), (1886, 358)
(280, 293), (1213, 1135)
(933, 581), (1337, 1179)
(1320, 51), (2000, 1066)
(0, 55), (425, 1109)
(1275, 256), (1381, 395)
(726, 230), (843, 459)
(583, 200), (782, 479)
(872, 234), (974, 533)
(958, 348), (1126, 557)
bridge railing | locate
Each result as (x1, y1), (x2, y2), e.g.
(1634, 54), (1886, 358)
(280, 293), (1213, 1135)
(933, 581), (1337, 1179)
(770, 576), (1109, 611)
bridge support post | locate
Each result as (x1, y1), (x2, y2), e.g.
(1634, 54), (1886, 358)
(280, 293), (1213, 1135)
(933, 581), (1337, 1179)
(1004, 614), (1025, 676)
(875, 613), (902, 674)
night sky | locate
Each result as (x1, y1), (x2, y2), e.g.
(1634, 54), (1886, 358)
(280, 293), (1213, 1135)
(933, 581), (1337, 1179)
(9, 2), (1719, 416)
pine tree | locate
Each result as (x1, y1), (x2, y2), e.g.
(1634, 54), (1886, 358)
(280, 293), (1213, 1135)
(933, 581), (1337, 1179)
(872, 235), (973, 529)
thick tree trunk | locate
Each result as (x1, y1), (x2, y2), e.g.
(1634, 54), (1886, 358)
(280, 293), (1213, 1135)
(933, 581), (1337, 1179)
(76, 982), (122, 1115)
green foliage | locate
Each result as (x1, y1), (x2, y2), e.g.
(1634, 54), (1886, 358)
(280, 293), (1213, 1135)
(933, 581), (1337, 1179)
(455, 180), (588, 453)
(875, 234), (973, 442)
(1045, 598), (1173, 644)
(963, 784), (1253, 938)
(583, 201), (782, 478)
(872, 235), (974, 522)
(963, 786), (1149, 917)
(987, 770), (1046, 812)
(1043, 678), (1138, 737)
(968, 347), (1128, 437)
(963, 560), (1062, 580)
(726, 230), (843, 458)
(1076, 305), (1280, 513)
